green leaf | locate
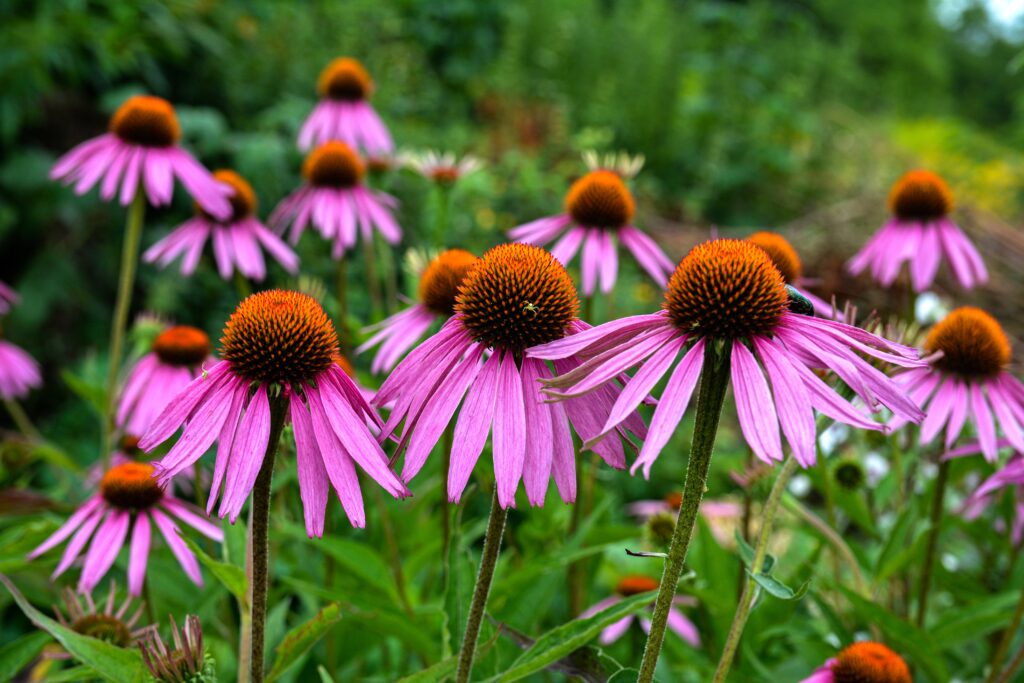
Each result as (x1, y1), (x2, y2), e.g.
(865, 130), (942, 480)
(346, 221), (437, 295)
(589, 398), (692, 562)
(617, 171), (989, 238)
(0, 574), (147, 683)
(266, 603), (342, 682)
(0, 630), (50, 680)
(61, 368), (106, 417)
(733, 530), (775, 574)
(280, 524), (396, 599)
(317, 665), (336, 682)
(179, 533), (248, 608)
(608, 669), (644, 683)
(748, 571), (810, 601)
(931, 592), (1020, 648)
(495, 590), (656, 682)
(838, 586), (949, 682)
(873, 505), (919, 584)
(42, 666), (104, 682)
(396, 655), (458, 683)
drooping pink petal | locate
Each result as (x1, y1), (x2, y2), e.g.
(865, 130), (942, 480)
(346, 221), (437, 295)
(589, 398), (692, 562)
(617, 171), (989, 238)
(140, 362), (231, 450)
(970, 382), (998, 462)
(731, 342), (783, 464)
(79, 509), (130, 593)
(219, 385), (272, 523)
(151, 509), (203, 586)
(521, 358), (554, 506)
(127, 512), (151, 596)
(290, 396), (330, 537)
(51, 507), (107, 580)
(492, 353), (527, 508)
(29, 497), (104, 559)
(448, 351), (500, 502)
(160, 498), (223, 541)
(754, 337), (815, 467)
(305, 388), (367, 528)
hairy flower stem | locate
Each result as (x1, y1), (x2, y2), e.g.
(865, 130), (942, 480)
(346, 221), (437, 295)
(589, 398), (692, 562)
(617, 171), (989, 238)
(713, 455), (799, 682)
(916, 458), (951, 627)
(637, 340), (732, 683)
(248, 396), (288, 683)
(987, 587), (1024, 683)
(101, 191), (145, 469)
(455, 489), (508, 683)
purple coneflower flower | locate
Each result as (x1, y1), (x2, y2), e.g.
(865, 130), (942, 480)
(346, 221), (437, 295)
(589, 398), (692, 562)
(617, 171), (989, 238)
(375, 243), (647, 508)
(847, 170), (987, 291)
(50, 95), (231, 218)
(888, 307), (1024, 462)
(403, 150), (482, 186)
(51, 582), (152, 652)
(509, 155), (673, 297)
(531, 239), (925, 476)
(957, 451), (1024, 545)
(143, 170), (298, 281)
(0, 335), (41, 400)
(298, 57), (393, 155)
(581, 576), (700, 647)
(627, 492), (742, 544)
(28, 462), (223, 596)
(358, 249), (478, 374)
(0, 281), (19, 315)
(801, 641), (910, 683)
(270, 141), (401, 259)
(118, 326), (211, 437)
(139, 290), (410, 532)
(746, 231), (841, 319)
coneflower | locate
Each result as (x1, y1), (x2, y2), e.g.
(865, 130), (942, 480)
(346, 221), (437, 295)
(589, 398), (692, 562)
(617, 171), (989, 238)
(580, 575), (700, 648)
(298, 57), (394, 155)
(848, 169), (987, 291)
(801, 641), (911, 683)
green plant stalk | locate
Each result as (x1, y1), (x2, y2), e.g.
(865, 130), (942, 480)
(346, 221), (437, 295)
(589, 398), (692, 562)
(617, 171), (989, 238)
(248, 395), (288, 683)
(455, 489), (508, 683)
(233, 271), (252, 300)
(782, 494), (869, 596)
(637, 340), (732, 683)
(440, 422), (455, 580)
(336, 259), (350, 358)
(101, 191), (146, 470)
(713, 455), (799, 682)
(567, 449), (589, 617)
(363, 234), (383, 322)
(433, 184), (451, 249)
(996, 641), (1024, 683)
(4, 398), (42, 442)
(916, 458), (951, 627)
(237, 504), (252, 683)
(987, 587), (1024, 683)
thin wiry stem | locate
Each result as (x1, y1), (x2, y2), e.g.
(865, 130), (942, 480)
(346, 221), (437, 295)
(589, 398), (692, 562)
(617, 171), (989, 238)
(3, 398), (41, 442)
(916, 458), (950, 627)
(987, 587), (1024, 683)
(101, 191), (145, 469)
(637, 340), (732, 683)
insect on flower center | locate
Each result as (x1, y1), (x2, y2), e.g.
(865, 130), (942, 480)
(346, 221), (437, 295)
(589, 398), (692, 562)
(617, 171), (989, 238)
(456, 244), (578, 353)
(221, 290), (338, 384)
(100, 463), (164, 510)
(109, 95), (181, 147)
(615, 575), (660, 596)
(303, 142), (365, 189)
(746, 231), (802, 283)
(152, 326), (211, 367)
(888, 170), (953, 221)
(832, 642), (911, 683)
(419, 249), (479, 316)
(199, 170), (256, 223)
(72, 614), (134, 647)
(664, 239), (788, 339)
(565, 170), (635, 229)
(317, 57), (374, 101)
(924, 307), (1010, 378)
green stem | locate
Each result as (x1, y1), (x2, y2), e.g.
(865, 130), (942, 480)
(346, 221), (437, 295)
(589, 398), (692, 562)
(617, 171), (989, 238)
(101, 192), (145, 469)
(637, 340), (732, 683)
(434, 185), (451, 249)
(380, 238), (398, 315)
(364, 234), (383, 322)
(567, 448), (588, 617)
(233, 271), (252, 300)
(193, 462), (205, 511)
(582, 295), (594, 324)
(441, 422), (454, 580)
(713, 456), (799, 683)
(248, 395), (288, 683)
(336, 259), (350, 359)
(916, 459), (950, 627)
(237, 505), (253, 683)
(3, 398), (41, 442)
(987, 587), (1024, 683)
(455, 489), (508, 683)
(782, 494), (869, 596)
(996, 643), (1024, 683)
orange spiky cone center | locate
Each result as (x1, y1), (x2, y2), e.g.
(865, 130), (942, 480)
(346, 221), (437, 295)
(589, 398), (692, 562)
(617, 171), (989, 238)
(317, 57), (374, 101)
(152, 326), (211, 367)
(832, 642), (911, 683)
(418, 249), (479, 316)
(747, 231), (803, 283)
(924, 306), (1010, 378)
(565, 170), (635, 229)
(888, 170), (953, 221)
(100, 463), (163, 510)
(303, 141), (365, 188)
(109, 95), (181, 147)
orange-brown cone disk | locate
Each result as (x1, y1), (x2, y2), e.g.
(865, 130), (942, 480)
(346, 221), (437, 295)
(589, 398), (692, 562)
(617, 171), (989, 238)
(419, 249), (479, 316)
(71, 614), (134, 645)
(746, 231), (802, 283)
(456, 244), (578, 353)
(565, 170), (635, 229)
(888, 170), (953, 221)
(924, 306), (1011, 378)
(832, 642), (911, 683)
(221, 290), (338, 384)
(303, 141), (365, 189)
(664, 491), (683, 510)
(199, 170), (256, 223)
(152, 326), (211, 367)
(100, 463), (163, 510)
(109, 95), (181, 147)
(615, 575), (660, 596)
(664, 239), (788, 339)
(317, 57), (374, 101)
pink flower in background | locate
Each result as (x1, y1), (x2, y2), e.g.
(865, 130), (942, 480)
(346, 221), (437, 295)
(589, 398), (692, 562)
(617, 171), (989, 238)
(580, 575), (700, 647)
(800, 641), (910, 683)
(951, 448), (1024, 545)
(140, 291), (409, 532)
(358, 249), (478, 374)
(532, 239), (924, 476)
(143, 170), (298, 281)
(270, 141), (401, 259)
(0, 281), (19, 316)
(117, 326), (211, 437)
(745, 231), (841, 319)
(375, 244), (647, 508)
(50, 95), (231, 218)
(847, 170), (987, 291)
(509, 154), (673, 297)
(0, 337), (41, 400)
(627, 493), (742, 544)
(888, 307), (1024, 462)
(28, 463), (222, 596)
(298, 57), (394, 155)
